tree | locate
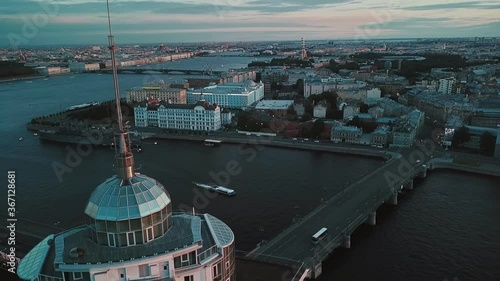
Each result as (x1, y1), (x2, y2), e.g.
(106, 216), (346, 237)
(479, 132), (496, 156)
(360, 103), (369, 113)
(347, 116), (361, 128)
(301, 112), (312, 122)
(311, 119), (325, 138)
(451, 126), (470, 148)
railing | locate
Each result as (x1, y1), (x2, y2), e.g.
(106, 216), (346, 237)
(127, 277), (173, 281)
(198, 245), (219, 262)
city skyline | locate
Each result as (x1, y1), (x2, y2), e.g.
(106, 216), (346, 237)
(1, 0), (499, 46)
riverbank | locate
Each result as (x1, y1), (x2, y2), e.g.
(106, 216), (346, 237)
(0, 75), (43, 83)
(144, 132), (391, 160)
(429, 158), (500, 177)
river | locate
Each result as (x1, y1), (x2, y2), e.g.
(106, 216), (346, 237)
(0, 55), (498, 281)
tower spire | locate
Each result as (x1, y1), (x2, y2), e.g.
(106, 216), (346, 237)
(107, 0), (135, 180)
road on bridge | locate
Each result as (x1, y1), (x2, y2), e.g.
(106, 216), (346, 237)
(249, 146), (432, 265)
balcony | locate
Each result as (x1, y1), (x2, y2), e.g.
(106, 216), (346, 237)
(127, 277), (173, 281)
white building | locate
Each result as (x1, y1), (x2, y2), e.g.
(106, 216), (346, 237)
(255, 100), (294, 117)
(438, 78), (456, 95)
(17, 131), (235, 281)
(126, 86), (187, 104)
(313, 103), (327, 118)
(303, 76), (367, 98)
(134, 101), (222, 131)
(366, 88), (382, 100)
(331, 126), (363, 143)
(221, 110), (234, 125)
(343, 105), (360, 119)
(187, 81), (264, 109)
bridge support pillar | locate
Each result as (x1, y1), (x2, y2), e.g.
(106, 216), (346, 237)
(366, 212), (376, 226)
(419, 169), (427, 178)
(404, 179), (414, 190)
(388, 193), (398, 205)
(342, 235), (351, 249)
(312, 262), (322, 278)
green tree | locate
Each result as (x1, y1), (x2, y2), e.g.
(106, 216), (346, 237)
(301, 112), (312, 122)
(479, 131), (496, 156)
(311, 119), (325, 138)
(347, 116), (361, 127)
(451, 126), (471, 148)
(360, 103), (369, 113)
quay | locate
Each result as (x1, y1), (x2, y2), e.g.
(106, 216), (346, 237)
(139, 131), (499, 280)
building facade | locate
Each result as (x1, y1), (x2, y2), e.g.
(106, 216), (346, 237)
(17, 131), (235, 281)
(134, 101), (222, 131)
(392, 121), (416, 147)
(255, 100), (294, 118)
(127, 87), (187, 104)
(187, 81), (264, 109)
(331, 126), (362, 143)
(313, 103), (327, 118)
(438, 78), (456, 95)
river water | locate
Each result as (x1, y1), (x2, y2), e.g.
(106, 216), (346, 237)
(0, 55), (499, 281)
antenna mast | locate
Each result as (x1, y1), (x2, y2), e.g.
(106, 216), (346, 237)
(107, 0), (123, 132)
(106, 0), (134, 180)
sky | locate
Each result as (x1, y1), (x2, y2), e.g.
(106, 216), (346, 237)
(0, 0), (499, 46)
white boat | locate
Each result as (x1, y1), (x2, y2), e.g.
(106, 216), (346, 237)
(154, 141), (158, 145)
(33, 133), (38, 136)
(18, 137), (23, 141)
(204, 139), (221, 146)
(192, 182), (236, 196)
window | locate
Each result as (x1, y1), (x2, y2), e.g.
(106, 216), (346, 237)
(181, 253), (189, 266)
(127, 232), (136, 246)
(72, 272), (83, 280)
(213, 263), (222, 278)
(184, 276), (194, 281)
(145, 227), (154, 242)
(107, 233), (116, 247)
(139, 264), (151, 277)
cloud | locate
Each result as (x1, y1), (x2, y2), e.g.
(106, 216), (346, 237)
(404, 1), (500, 11)
(0, 0), (499, 46)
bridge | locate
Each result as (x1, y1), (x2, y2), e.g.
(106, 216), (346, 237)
(245, 150), (432, 279)
(97, 68), (224, 75)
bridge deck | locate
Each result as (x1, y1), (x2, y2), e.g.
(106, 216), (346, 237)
(247, 153), (425, 268)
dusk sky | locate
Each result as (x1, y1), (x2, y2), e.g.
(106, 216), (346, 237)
(1, 0), (499, 46)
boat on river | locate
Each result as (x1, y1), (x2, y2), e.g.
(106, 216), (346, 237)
(192, 182), (236, 196)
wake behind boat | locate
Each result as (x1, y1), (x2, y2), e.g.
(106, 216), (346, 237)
(192, 182), (236, 196)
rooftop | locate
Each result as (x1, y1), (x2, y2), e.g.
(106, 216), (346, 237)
(18, 212), (234, 278)
(136, 100), (218, 111)
(84, 174), (171, 221)
(255, 100), (294, 110)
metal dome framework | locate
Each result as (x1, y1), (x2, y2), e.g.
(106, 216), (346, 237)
(84, 174), (173, 247)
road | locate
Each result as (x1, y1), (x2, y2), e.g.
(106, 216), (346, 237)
(249, 149), (429, 265)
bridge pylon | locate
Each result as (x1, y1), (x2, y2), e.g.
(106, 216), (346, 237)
(387, 193), (398, 205)
(365, 211), (377, 226)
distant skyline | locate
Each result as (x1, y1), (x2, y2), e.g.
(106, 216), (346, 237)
(1, 0), (499, 47)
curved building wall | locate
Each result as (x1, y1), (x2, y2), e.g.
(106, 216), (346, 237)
(85, 203), (173, 247)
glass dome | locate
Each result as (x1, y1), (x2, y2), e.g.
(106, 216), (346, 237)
(84, 174), (173, 247)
